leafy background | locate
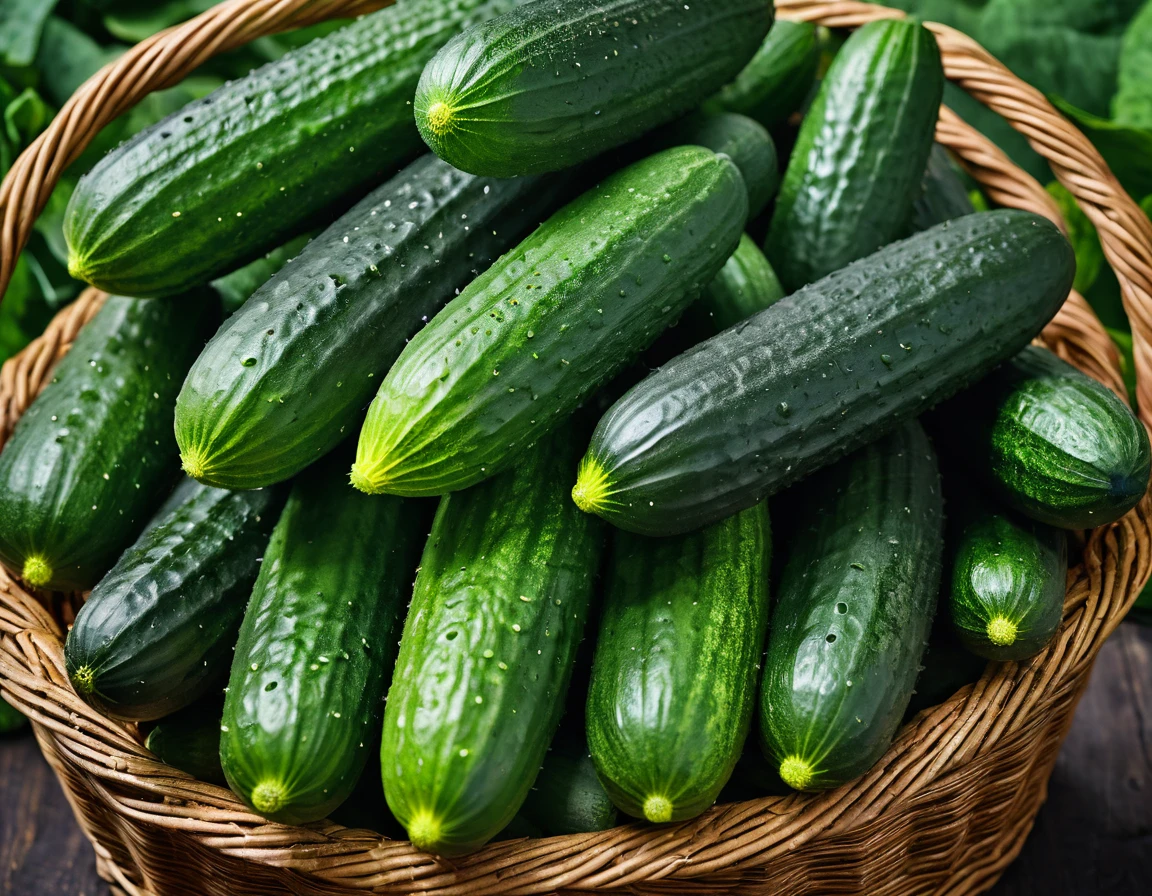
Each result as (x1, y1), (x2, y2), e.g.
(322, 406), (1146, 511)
(1, 0), (1152, 621)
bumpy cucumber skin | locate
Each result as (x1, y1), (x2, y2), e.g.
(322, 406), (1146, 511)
(587, 502), (770, 822)
(692, 234), (785, 334)
(520, 728), (618, 835)
(704, 20), (820, 129)
(65, 479), (283, 721)
(911, 144), (975, 232)
(221, 455), (428, 825)
(353, 146), (745, 498)
(947, 497), (1067, 662)
(145, 696), (227, 785)
(646, 112), (779, 219)
(759, 421), (944, 791)
(765, 19), (944, 291)
(942, 346), (1151, 529)
(576, 211), (1074, 537)
(176, 155), (568, 490)
(211, 232), (313, 316)
(65, 0), (525, 297)
(414, 0), (772, 176)
(0, 295), (215, 592)
(380, 433), (602, 856)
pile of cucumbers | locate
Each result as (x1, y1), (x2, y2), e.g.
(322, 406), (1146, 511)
(0, 0), (1147, 856)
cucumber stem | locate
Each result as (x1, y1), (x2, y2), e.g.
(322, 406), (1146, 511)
(571, 455), (615, 515)
(986, 616), (1018, 647)
(21, 554), (53, 588)
(406, 808), (444, 853)
(779, 755), (814, 791)
(250, 781), (288, 816)
(642, 795), (674, 824)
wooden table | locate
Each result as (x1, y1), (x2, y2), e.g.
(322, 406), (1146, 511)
(2, 623), (1149, 895)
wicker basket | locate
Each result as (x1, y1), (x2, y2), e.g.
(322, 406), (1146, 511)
(2, 1), (1151, 893)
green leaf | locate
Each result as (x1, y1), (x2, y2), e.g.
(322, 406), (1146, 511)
(0, 0), (61, 68)
(1046, 181), (1104, 294)
(102, 0), (217, 44)
(34, 16), (120, 106)
(3, 85), (51, 147)
(1114, 0), (1152, 128)
(1050, 96), (1152, 201)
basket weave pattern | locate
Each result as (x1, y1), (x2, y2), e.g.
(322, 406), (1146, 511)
(2, 1), (1151, 893)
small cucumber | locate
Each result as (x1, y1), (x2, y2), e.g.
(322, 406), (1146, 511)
(759, 421), (943, 791)
(704, 20), (820, 129)
(414, 0), (772, 176)
(912, 144), (975, 232)
(221, 453), (429, 825)
(65, 479), (283, 721)
(765, 19), (944, 291)
(574, 211), (1074, 537)
(351, 146), (745, 498)
(381, 429), (602, 856)
(145, 697), (226, 785)
(519, 726), (618, 835)
(690, 234), (785, 334)
(0, 295), (216, 591)
(936, 345), (1151, 529)
(646, 112), (779, 219)
(587, 502), (770, 822)
(946, 493), (1067, 661)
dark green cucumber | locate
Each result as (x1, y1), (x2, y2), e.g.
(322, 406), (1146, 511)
(352, 146), (745, 498)
(65, 479), (283, 721)
(211, 233), (313, 316)
(380, 430), (602, 856)
(414, 0), (772, 176)
(704, 20), (820, 129)
(937, 346), (1150, 529)
(145, 696), (226, 785)
(0, 295), (216, 591)
(520, 727), (618, 835)
(765, 19), (944, 291)
(690, 234), (785, 334)
(946, 494), (1067, 662)
(587, 502), (770, 822)
(0, 696), (26, 733)
(176, 154), (569, 490)
(646, 112), (779, 219)
(573, 211), (1074, 537)
(221, 454), (429, 825)
(759, 421), (944, 791)
(912, 144), (975, 232)
(65, 0), (526, 297)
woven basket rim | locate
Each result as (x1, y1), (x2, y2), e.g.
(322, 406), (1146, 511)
(2, 1), (1152, 894)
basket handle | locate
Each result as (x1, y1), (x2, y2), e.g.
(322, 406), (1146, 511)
(777, 0), (1152, 431)
(0, 0), (390, 304)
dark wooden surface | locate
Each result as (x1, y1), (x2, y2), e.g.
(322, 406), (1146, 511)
(2, 624), (1149, 896)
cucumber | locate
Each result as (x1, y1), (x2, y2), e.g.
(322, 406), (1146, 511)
(704, 20), (820, 129)
(646, 112), (779, 219)
(765, 19), (944, 291)
(936, 345), (1151, 529)
(380, 430), (602, 856)
(519, 726), (618, 835)
(690, 234), (785, 334)
(211, 233), (313, 316)
(65, 479), (283, 721)
(145, 697), (226, 785)
(587, 502), (770, 822)
(176, 154), (569, 490)
(221, 454), (429, 825)
(414, 0), (773, 176)
(759, 421), (944, 791)
(352, 146), (745, 498)
(0, 696), (26, 733)
(946, 494), (1067, 661)
(573, 210), (1075, 537)
(912, 144), (975, 232)
(0, 295), (216, 591)
(65, 0), (527, 297)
